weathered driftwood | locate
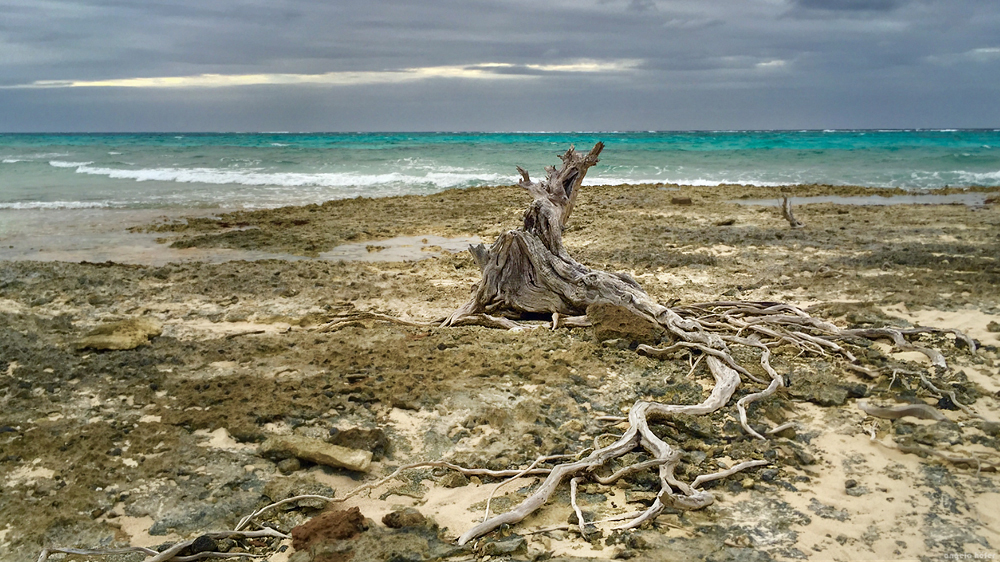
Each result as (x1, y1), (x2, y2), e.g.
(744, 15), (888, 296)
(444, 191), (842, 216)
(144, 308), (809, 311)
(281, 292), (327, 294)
(444, 143), (674, 327)
(445, 143), (978, 546)
(782, 196), (804, 228)
(857, 400), (947, 421)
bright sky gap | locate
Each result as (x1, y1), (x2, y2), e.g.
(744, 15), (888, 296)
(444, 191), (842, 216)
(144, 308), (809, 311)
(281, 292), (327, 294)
(9, 60), (643, 89)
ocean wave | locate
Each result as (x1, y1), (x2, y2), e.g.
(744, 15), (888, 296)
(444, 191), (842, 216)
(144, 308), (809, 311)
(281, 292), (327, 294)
(49, 160), (94, 168)
(0, 201), (113, 210)
(3, 152), (70, 163)
(954, 170), (1000, 184)
(71, 165), (510, 189)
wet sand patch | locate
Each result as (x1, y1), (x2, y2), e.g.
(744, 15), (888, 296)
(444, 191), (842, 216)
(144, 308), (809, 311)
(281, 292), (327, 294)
(320, 235), (481, 262)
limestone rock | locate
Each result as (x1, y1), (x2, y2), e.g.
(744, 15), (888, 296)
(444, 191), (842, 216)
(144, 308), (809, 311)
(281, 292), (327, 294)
(587, 302), (666, 346)
(481, 536), (527, 556)
(382, 507), (426, 529)
(74, 318), (163, 351)
(438, 471), (469, 488)
(261, 435), (372, 472)
(328, 427), (390, 460)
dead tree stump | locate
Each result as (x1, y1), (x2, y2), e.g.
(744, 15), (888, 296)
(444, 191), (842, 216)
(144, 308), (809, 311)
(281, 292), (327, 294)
(445, 143), (977, 545)
(444, 142), (668, 330)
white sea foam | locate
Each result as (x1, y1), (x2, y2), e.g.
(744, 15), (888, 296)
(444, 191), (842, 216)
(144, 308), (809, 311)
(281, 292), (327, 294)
(0, 201), (112, 210)
(71, 165), (509, 189)
(3, 152), (70, 162)
(955, 170), (1000, 184)
(49, 160), (93, 168)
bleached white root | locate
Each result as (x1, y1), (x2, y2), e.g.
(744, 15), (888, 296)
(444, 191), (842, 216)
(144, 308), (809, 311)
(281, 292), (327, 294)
(457, 355), (744, 545)
(570, 477), (591, 538)
(451, 299), (975, 545)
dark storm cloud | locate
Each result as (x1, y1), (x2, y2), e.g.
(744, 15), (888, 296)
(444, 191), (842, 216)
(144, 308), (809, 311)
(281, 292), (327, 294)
(1, 0), (998, 130)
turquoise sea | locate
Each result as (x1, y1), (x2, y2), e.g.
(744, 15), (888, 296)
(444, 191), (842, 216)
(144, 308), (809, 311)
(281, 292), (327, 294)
(2, 130), (1000, 211)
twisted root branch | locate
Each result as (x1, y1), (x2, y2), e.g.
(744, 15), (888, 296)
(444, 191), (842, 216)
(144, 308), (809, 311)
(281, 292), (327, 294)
(449, 298), (975, 545)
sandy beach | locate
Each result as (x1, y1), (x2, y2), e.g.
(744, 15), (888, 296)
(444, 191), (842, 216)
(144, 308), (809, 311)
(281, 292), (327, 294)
(2, 182), (1000, 562)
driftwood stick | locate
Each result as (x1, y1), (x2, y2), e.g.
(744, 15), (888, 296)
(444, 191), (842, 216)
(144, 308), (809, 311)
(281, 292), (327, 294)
(766, 422), (796, 435)
(593, 458), (670, 485)
(857, 400), (947, 421)
(482, 454), (572, 522)
(782, 196), (804, 228)
(690, 460), (770, 488)
(456, 425), (642, 545)
(917, 372), (985, 420)
(570, 477), (591, 538)
(235, 495), (334, 531)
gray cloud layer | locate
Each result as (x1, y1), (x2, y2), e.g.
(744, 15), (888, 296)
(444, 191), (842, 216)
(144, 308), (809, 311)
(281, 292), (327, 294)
(1, 0), (997, 131)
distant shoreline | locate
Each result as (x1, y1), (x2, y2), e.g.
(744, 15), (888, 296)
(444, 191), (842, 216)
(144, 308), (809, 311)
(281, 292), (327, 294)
(2, 182), (998, 265)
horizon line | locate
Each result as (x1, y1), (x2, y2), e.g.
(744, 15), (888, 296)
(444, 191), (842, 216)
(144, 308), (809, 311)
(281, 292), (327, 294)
(2, 128), (999, 135)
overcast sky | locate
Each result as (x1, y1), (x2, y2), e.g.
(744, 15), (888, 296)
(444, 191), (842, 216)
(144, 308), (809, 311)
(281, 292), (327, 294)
(1, 0), (998, 132)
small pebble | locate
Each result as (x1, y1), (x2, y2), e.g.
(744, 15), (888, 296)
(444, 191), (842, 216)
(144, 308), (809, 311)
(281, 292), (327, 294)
(382, 507), (426, 529)
(439, 471), (469, 488)
(845, 479), (858, 489)
(277, 457), (301, 474)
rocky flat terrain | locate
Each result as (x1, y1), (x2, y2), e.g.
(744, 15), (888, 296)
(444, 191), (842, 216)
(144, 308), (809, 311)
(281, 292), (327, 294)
(2, 183), (1000, 561)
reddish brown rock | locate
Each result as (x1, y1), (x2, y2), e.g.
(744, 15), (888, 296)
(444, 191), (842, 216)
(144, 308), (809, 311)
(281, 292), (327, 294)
(291, 507), (368, 552)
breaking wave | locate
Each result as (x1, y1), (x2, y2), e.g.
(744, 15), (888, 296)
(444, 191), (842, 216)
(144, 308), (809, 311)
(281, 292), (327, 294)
(65, 164), (508, 190)
(0, 201), (114, 210)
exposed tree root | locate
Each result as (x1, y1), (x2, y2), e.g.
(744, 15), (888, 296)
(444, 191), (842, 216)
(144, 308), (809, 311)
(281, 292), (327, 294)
(440, 144), (980, 546)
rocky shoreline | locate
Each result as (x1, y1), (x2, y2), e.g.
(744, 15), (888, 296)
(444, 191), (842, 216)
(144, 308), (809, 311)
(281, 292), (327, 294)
(2, 182), (1000, 561)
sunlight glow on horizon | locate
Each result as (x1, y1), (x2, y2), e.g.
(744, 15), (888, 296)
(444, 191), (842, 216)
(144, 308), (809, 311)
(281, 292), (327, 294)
(9, 60), (643, 89)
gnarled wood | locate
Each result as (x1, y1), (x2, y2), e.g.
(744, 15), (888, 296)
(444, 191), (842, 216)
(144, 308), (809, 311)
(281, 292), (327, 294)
(445, 142), (667, 326)
(444, 144), (976, 546)
(782, 196), (804, 228)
